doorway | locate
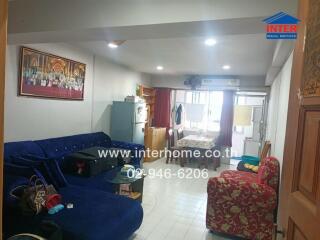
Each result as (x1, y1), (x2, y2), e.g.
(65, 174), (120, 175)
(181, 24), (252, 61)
(232, 92), (267, 158)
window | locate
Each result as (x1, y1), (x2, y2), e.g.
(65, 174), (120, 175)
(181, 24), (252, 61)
(233, 94), (265, 133)
(174, 90), (223, 131)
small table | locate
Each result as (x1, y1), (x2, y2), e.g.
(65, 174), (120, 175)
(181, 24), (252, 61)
(105, 171), (145, 202)
(177, 135), (216, 149)
(177, 135), (220, 170)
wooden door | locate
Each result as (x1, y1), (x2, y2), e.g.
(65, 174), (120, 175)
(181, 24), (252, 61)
(0, 0), (7, 238)
(279, 0), (320, 239)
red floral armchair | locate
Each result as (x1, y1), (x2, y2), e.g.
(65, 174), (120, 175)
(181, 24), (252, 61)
(206, 157), (279, 240)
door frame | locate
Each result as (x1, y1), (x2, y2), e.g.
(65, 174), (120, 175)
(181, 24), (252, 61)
(279, 0), (307, 230)
(0, 0), (8, 238)
(279, 0), (320, 238)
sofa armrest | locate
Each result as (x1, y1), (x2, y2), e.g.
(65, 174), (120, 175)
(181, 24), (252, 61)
(207, 177), (277, 211)
(111, 141), (145, 167)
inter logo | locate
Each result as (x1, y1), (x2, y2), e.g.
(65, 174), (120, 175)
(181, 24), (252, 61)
(263, 12), (300, 40)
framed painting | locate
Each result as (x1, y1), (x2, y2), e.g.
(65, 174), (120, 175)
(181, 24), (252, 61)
(19, 47), (86, 100)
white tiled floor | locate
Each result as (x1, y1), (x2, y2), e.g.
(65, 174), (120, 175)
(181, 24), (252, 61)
(130, 158), (238, 240)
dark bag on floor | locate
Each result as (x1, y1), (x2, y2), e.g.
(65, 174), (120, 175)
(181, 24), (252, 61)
(65, 147), (130, 177)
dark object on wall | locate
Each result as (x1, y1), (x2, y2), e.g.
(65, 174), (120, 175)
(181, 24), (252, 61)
(19, 47), (86, 100)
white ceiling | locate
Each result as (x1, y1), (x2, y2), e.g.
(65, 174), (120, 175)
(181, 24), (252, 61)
(9, 0), (296, 78)
(76, 34), (275, 75)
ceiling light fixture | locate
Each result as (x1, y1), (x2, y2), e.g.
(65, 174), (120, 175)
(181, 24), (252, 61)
(156, 66), (164, 71)
(107, 40), (126, 49)
(222, 65), (231, 70)
(204, 38), (217, 46)
(108, 42), (118, 49)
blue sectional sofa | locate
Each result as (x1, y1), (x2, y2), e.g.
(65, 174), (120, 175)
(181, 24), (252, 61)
(3, 132), (145, 240)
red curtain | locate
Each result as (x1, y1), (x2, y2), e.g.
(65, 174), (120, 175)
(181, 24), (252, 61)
(216, 91), (234, 147)
(154, 88), (171, 129)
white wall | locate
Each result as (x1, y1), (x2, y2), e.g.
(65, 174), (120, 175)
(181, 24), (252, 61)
(4, 43), (150, 142)
(91, 55), (150, 133)
(5, 44), (94, 141)
(266, 52), (293, 169)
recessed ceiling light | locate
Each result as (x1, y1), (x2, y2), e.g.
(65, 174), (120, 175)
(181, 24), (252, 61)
(156, 66), (164, 71)
(107, 40), (126, 49)
(222, 65), (231, 70)
(204, 38), (217, 46)
(108, 42), (118, 49)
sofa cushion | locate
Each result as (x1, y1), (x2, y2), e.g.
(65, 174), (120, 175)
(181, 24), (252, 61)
(11, 156), (60, 188)
(257, 157), (279, 191)
(4, 185), (143, 240)
(4, 141), (45, 163)
(65, 167), (121, 193)
(51, 186), (143, 240)
(47, 158), (68, 187)
(22, 155), (68, 188)
(35, 132), (112, 164)
(11, 155), (68, 189)
(220, 170), (258, 183)
(4, 163), (47, 184)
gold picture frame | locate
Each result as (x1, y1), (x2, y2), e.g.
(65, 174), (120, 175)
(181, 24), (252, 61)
(19, 47), (86, 100)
